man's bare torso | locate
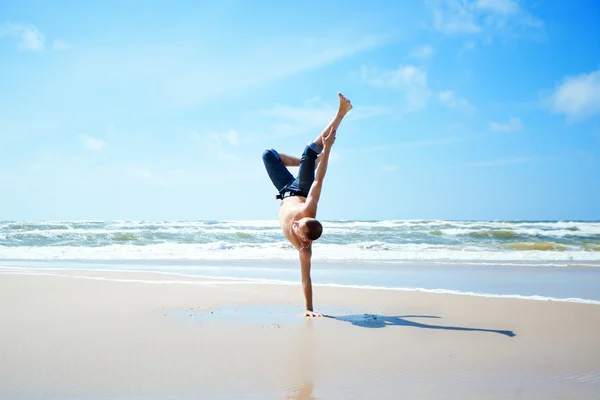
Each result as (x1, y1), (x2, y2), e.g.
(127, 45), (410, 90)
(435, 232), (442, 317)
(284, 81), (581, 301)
(279, 196), (313, 250)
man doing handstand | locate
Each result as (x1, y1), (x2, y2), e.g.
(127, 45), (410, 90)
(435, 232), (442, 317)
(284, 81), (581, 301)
(262, 93), (353, 317)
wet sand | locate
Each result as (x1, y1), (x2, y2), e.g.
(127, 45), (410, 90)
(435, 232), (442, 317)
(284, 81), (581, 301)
(1, 269), (599, 399)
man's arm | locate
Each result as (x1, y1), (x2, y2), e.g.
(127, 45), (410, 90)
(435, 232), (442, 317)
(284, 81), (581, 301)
(299, 247), (321, 317)
(305, 129), (335, 215)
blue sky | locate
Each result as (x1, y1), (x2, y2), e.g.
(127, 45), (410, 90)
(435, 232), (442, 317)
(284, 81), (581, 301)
(1, 0), (599, 221)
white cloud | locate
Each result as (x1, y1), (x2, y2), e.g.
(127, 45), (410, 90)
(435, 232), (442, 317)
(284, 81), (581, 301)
(356, 136), (467, 154)
(346, 106), (389, 121)
(189, 130), (202, 142)
(437, 90), (474, 113)
(453, 156), (534, 168)
(409, 44), (435, 60)
(225, 129), (239, 146)
(83, 136), (106, 151)
(262, 103), (334, 128)
(26, 153), (65, 172)
(398, 136), (466, 148)
(475, 0), (518, 15)
(261, 102), (335, 138)
(107, 33), (386, 110)
(329, 150), (341, 162)
(381, 165), (398, 172)
(0, 22), (45, 51)
(193, 130), (240, 161)
(304, 96), (322, 105)
(360, 65), (431, 112)
(548, 69), (600, 121)
(361, 65), (428, 88)
(489, 117), (523, 132)
(260, 96), (386, 139)
(7, 28), (386, 113)
(459, 41), (476, 56)
(127, 166), (169, 186)
(433, 2), (480, 34)
(0, 170), (12, 183)
(429, 0), (543, 39)
(52, 40), (72, 50)
(359, 66), (472, 114)
(128, 166), (152, 180)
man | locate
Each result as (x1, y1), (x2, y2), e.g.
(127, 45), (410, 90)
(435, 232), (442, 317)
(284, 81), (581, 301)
(262, 93), (353, 317)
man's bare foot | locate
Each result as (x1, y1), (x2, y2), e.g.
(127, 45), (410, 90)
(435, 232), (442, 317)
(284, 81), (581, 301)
(338, 93), (353, 115)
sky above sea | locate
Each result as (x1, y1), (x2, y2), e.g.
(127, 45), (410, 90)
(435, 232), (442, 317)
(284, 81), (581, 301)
(1, 0), (599, 221)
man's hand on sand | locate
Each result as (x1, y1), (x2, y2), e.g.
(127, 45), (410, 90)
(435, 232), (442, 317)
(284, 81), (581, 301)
(305, 310), (323, 318)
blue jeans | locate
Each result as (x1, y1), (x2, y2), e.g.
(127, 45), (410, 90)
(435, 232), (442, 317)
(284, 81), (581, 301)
(262, 142), (323, 198)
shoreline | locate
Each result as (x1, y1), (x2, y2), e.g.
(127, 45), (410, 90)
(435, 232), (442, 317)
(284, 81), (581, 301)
(3, 259), (600, 304)
(2, 257), (600, 267)
(3, 267), (600, 306)
(1, 271), (599, 399)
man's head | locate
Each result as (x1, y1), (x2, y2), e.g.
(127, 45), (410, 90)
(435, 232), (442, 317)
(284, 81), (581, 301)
(292, 217), (323, 243)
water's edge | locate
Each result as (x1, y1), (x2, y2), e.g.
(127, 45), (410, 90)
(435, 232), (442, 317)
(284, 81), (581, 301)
(3, 259), (600, 305)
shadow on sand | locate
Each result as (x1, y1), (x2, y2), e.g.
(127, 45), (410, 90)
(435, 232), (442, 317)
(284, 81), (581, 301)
(327, 314), (516, 337)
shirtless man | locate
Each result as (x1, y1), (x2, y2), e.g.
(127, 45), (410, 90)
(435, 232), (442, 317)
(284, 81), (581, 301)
(262, 93), (353, 317)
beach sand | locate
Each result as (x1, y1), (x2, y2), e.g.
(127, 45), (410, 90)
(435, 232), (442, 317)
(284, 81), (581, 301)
(1, 269), (599, 399)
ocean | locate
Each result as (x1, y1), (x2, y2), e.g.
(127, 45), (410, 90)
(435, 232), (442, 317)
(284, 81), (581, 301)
(1, 220), (599, 263)
(2, 220), (599, 304)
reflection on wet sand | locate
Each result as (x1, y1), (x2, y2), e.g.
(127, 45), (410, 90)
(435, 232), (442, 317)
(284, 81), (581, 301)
(284, 319), (318, 400)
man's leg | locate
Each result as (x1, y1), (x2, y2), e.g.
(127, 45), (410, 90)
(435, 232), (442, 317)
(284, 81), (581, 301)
(262, 149), (296, 192)
(278, 94), (352, 169)
(277, 153), (300, 167)
(292, 93), (353, 195)
(276, 152), (322, 169)
(312, 93), (353, 148)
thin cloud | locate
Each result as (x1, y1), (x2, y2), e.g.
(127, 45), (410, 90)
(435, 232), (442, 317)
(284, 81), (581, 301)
(259, 96), (384, 139)
(380, 165), (398, 172)
(358, 65), (472, 114)
(83, 136), (107, 151)
(52, 40), (72, 51)
(128, 166), (152, 180)
(357, 136), (467, 153)
(193, 130), (241, 161)
(261, 103), (334, 126)
(0, 22), (45, 51)
(359, 65), (431, 112)
(429, 0), (544, 39)
(397, 136), (466, 149)
(409, 44), (435, 60)
(433, 2), (480, 34)
(329, 150), (341, 162)
(360, 65), (428, 89)
(67, 33), (387, 111)
(458, 41), (476, 57)
(452, 156), (535, 169)
(475, 0), (519, 15)
(0, 170), (12, 183)
(437, 90), (474, 114)
(127, 166), (169, 186)
(489, 117), (523, 132)
(547, 69), (600, 121)
(225, 129), (240, 146)
(260, 103), (334, 138)
(346, 106), (389, 121)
